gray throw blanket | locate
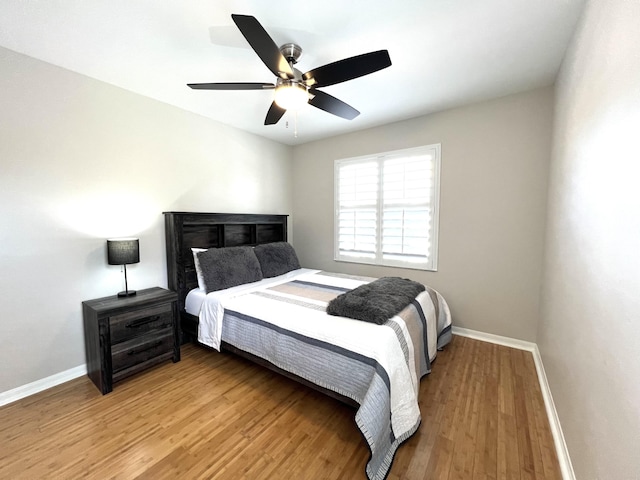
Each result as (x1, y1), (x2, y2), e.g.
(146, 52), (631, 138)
(326, 277), (426, 324)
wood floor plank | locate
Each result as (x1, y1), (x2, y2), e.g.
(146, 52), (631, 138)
(472, 342), (499, 480)
(497, 346), (521, 480)
(0, 336), (562, 480)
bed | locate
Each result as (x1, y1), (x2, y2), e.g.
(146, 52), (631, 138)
(163, 211), (452, 480)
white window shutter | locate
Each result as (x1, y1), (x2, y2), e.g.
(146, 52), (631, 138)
(335, 145), (440, 270)
(336, 160), (378, 259)
(382, 154), (433, 263)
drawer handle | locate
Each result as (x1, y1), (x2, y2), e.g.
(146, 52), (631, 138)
(127, 341), (163, 356)
(126, 315), (161, 328)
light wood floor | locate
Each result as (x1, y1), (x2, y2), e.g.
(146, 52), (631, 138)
(0, 335), (561, 479)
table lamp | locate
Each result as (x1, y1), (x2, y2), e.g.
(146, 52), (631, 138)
(107, 238), (140, 297)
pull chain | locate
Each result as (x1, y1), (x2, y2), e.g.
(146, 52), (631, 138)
(284, 115), (299, 138)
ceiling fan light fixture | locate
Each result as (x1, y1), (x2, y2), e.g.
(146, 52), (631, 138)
(274, 81), (309, 111)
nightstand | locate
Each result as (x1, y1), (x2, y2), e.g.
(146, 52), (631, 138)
(82, 287), (180, 394)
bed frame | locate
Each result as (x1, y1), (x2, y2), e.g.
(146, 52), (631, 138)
(163, 211), (357, 407)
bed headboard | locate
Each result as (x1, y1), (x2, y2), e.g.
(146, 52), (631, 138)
(163, 212), (288, 312)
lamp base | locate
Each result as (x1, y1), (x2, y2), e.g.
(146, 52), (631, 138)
(117, 290), (137, 298)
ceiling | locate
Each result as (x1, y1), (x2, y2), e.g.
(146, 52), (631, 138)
(0, 0), (586, 146)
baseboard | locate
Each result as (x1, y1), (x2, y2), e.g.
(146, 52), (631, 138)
(452, 326), (537, 351)
(0, 364), (87, 408)
(530, 344), (576, 480)
(452, 326), (575, 480)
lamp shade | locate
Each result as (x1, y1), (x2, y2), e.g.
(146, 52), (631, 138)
(274, 82), (308, 111)
(107, 238), (140, 265)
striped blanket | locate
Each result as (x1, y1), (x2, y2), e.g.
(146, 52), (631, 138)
(197, 269), (452, 480)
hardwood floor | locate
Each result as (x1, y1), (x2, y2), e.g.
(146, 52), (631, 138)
(0, 336), (561, 479)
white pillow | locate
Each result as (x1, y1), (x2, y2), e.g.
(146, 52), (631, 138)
(192, 248), (207, 290)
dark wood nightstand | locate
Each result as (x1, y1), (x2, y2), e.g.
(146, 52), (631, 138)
(82, 287), (180, 394)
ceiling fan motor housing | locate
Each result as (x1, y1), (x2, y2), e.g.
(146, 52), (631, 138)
(279, 43), (302, 64)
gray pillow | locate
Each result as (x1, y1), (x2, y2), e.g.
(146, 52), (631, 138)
(254, 242), (301, 278)
(196, 246), (263, 293)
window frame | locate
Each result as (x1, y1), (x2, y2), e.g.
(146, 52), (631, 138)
(333, 144), (441, 271)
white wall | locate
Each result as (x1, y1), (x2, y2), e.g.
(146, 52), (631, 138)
(0, 47), (292, 394)
(292, 87), (553, 341)
(539, 0), (640, 477)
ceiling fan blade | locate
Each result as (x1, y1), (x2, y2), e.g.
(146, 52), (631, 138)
(187, 82), (275, 90)
(303, 50), (391, 88)
(264, 101), (287, 125)
(308, 89), (359, 120)
(231, 14), (294, 80)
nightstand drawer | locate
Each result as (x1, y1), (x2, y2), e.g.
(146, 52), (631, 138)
(109, 303), (173, 344)
(111, 329), (174, 374)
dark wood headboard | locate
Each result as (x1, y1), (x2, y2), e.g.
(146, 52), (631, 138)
(163, 212), (288, 313)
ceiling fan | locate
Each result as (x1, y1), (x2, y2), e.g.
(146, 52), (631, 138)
(188, 14), (392, 125)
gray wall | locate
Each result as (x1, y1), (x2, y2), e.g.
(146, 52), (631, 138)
(0, 47), (293, 394)
(539, 0), (640, 477)
(292, 87), (553, 342)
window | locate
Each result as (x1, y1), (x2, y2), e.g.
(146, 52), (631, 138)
(334, 144), (441, 271)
